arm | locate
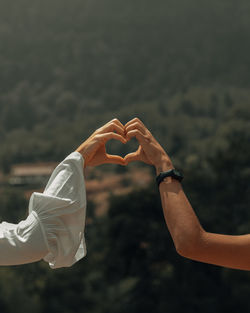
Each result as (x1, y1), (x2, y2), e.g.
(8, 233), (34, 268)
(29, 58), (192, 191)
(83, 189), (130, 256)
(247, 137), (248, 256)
(0, 215), (48, 266)
(124, 118), (250, 271)
(158, 170), (250, 271)
(0, 152), (86, 267)
(0, 119), (127, 267)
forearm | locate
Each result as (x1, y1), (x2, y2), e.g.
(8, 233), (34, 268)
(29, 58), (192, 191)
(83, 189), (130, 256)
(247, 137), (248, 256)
(0, 152), (87, 268)
(124, 118), (250, 270)
(157, 163), (250, 270)
(30, 151), (87, 269)
(159, 176), (204, 256)
(156, 160), (204, 257)
(0, 214), (48, 266)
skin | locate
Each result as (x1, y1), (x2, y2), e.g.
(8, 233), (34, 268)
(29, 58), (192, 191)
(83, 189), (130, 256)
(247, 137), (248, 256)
(123, 118), (250, 271)
(1, 119), (127, 266)
(76, 119), (127, 167)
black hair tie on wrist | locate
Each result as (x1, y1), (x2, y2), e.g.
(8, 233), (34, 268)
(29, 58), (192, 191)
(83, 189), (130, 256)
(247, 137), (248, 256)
(156, 169), (184, 187)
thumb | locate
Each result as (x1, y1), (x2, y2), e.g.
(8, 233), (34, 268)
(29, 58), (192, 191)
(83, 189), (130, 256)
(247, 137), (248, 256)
(124, 147), (142, 164)
(105, 154), (127, 166)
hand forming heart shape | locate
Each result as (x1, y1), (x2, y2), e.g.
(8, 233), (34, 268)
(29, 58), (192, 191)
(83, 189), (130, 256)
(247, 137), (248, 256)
(105, 136), (139, 158)
(76, 118), (172, 170)
(76, 118), (127, 167)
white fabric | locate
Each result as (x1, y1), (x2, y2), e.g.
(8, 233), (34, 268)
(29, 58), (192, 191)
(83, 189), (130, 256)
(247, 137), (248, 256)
(0, 152), (87, 268)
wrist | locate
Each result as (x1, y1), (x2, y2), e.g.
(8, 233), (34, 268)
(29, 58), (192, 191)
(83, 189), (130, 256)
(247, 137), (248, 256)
(75, 147), (88, 167)
(155, 157), (174, 175)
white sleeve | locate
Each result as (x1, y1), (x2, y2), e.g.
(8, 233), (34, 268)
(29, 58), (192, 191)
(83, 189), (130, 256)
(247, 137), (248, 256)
(0, 152), (87, 269)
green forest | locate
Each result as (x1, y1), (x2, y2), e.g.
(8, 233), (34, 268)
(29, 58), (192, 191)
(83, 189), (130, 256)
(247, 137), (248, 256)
(0, 0), (250, 312)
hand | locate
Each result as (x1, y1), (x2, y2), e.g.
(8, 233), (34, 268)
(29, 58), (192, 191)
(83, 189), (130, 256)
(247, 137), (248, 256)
(124, 118), (174, 173)
(76, 119), (127, 167)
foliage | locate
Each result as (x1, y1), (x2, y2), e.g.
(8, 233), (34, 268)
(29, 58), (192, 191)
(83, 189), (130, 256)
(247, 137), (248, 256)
(0, 0), (250, 169)
(0, 126), (250, 312)
(0, 0), (250, 312)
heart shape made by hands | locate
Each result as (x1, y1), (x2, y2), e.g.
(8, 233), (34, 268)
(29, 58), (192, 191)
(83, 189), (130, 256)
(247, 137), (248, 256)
(105, 137), (139, 159)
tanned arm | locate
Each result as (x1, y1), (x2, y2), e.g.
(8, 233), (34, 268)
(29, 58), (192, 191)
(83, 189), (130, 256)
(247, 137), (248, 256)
(125, 118), (250, 271)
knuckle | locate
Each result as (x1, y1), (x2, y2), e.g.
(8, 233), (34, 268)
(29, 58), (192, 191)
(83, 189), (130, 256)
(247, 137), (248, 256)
(133, 122), (141, 128)
(145, 134), (151, 141)
(106, 124), (113, 130)
(110, 122), (118, 129)
(95, 128), (101, 133)
(134, 117), (141, 123)
(134, 130), (140, 136)
(131, 117), (138, 123)
(94, 134), (101, 140)
(114, 124), (121, 131)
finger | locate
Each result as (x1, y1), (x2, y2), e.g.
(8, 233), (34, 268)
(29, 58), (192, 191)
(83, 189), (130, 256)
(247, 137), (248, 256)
(125, 122), (147, 136)
(96, 132), (127, 144)
(126, 129), (149, 146)
(124, 148), (141, 163)
(97, 120), (125, 137)
(110, 118), (124, 129)
(95, 118), (124, 134)
(105, 123), (125, 137)
(125, 117), (145, 129)
(105, 154), (126, 165)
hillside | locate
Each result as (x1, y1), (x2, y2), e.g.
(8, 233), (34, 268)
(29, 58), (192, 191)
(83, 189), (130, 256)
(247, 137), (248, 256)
(0, 2), (250, 312)
(0, 0), (250, 171)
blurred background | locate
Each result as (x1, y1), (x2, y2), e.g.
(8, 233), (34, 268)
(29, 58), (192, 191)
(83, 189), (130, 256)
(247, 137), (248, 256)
(0, 0), (250, 312)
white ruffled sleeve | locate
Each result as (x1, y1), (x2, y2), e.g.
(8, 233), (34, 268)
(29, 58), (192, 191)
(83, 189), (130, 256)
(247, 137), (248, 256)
(29, 151), (87, 269)
(0, 152), (87, 269)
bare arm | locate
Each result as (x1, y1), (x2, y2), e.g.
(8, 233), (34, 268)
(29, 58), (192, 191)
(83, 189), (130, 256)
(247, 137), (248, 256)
(125, 118), (250, 271)
(158, 165), (250, 271)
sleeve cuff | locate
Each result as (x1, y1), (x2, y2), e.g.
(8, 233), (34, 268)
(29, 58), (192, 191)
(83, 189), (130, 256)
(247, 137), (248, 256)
(28, 152), (87, 269)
